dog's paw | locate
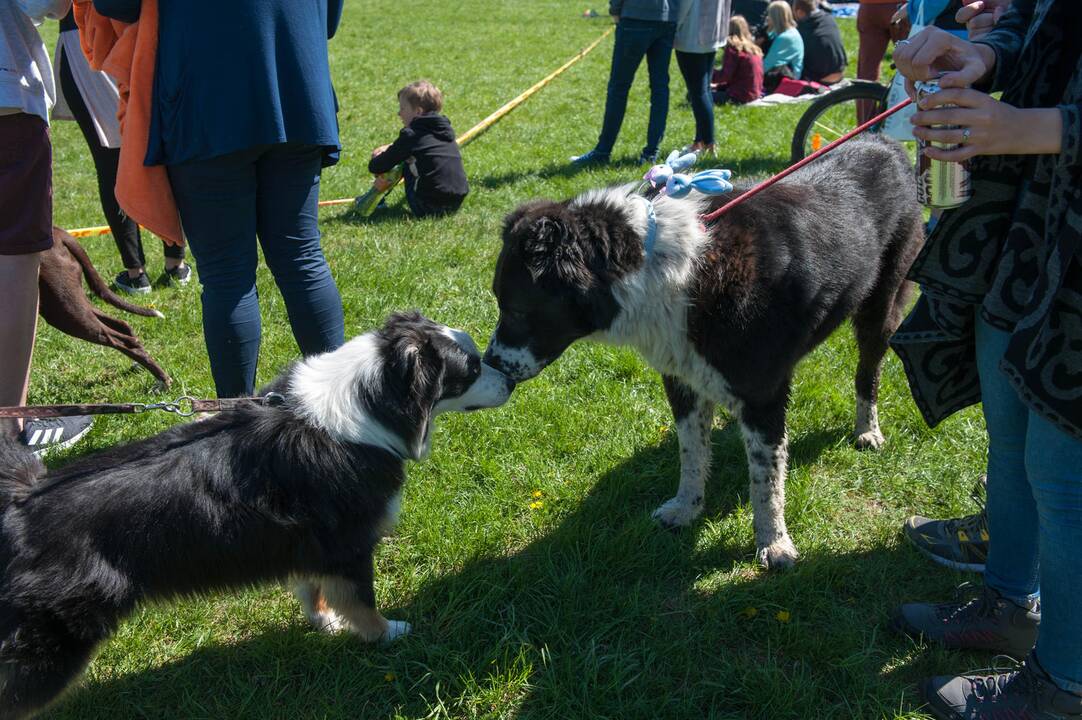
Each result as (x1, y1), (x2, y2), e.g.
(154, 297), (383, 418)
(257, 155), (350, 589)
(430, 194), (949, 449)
(853, 428), (886, 451)
(382, 620), (411, 642)
(651, 496), (703, 528)
(309, 611), (351, 634)
(755, 536), (800, 570)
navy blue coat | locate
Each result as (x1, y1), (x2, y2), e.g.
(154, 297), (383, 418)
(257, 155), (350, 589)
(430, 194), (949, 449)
(93, 0), (343, 166)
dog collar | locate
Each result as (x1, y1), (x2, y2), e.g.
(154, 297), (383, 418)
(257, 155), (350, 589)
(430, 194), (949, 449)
(637, 196), (657, 258)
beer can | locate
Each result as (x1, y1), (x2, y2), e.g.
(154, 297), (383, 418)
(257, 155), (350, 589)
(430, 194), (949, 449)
(914, 80), (972, 209)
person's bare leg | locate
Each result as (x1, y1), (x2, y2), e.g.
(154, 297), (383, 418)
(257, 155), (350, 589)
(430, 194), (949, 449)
(0, 253), (42, 437)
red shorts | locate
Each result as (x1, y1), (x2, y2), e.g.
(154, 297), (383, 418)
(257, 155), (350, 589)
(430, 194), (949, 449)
(0, 113), (54, 255)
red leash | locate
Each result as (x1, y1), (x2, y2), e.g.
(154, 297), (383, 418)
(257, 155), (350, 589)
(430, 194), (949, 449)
(701, 97), (914, 223)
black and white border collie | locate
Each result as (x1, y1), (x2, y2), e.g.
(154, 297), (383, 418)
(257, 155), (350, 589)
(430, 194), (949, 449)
(484, 136), (923, 569)
(0, 311), (512, 720)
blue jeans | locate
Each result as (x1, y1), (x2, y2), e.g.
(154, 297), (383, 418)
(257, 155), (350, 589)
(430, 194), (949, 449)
(168, 143), (345, 397)
(675, 50), (716, 146)
(595, 18), (675, 157)
(977, 314), (1082, 693)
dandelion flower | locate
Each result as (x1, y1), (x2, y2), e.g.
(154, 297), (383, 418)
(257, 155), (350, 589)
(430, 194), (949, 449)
(775, 610), (791, 623)
(529, 501), (544, 510)
(532, 490), (543, 499)
(739, 607), (758, 619)
(384, 672), (396, 682)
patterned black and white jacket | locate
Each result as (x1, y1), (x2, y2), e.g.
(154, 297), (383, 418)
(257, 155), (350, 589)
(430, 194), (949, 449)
(891, 0), (1082, 440)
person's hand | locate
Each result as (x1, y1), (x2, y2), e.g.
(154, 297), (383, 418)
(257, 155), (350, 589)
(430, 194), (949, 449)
(373, 175), (394, 192)
(371, 144), (391, 159)
(956, 0), (1009, 40)
(890, 5), (911, 43)
(894, 26), (997, 93)
(911, 87), (1062, 160)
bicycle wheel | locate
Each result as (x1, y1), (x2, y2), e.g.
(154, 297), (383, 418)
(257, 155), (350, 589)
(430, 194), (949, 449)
(790, 81), (890, 162)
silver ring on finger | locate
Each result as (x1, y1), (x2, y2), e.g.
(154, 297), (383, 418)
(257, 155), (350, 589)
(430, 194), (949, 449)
(961, 127), (972, 143)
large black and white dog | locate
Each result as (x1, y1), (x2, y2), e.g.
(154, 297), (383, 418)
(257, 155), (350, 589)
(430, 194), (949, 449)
(0, 312), (512, 719)
(484, 136), (923, 569)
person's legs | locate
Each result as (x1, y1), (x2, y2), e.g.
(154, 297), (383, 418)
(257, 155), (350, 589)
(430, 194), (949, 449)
(255, 144), (345, 357)
(976, 314), (1041, 602)
(595, 20), (653, 156)
(891, 313), (1043, 659)
(0, 253), (42, 438)
(167, 149), (262, 397)
(675, 50), (716, 146)
(642, 22), (676, 159)
(856, 3), (893, 123)
(58, 49), (145, 275)
(0, 113), (54, 438)
(1025, 411), (1082, 693)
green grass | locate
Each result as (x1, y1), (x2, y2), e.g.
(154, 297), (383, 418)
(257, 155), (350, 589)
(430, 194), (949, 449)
(32, 4), (988, 718)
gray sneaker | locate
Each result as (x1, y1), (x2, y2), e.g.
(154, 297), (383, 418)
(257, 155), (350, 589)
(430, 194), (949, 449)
(921, 654), (1082, 720)
(904, 476), (988, 573)
(892, 584), (1040, 658)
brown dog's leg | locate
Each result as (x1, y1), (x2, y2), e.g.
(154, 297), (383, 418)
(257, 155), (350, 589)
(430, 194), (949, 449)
(56, 229), (163, 319)
(38, 235), (171, 387)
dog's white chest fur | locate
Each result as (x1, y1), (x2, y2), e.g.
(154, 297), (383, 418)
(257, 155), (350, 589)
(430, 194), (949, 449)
(588, 190), (744, 414)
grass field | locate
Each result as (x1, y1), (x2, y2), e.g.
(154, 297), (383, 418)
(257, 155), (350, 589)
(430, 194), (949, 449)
(32, 3), (991, 718)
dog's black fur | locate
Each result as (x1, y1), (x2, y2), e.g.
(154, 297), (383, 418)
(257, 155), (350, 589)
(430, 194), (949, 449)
(0, 311), (507, 719)
(485, 136), (924, 567)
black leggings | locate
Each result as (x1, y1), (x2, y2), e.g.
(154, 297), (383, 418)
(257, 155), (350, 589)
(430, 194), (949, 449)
(58, 47), (184, 269)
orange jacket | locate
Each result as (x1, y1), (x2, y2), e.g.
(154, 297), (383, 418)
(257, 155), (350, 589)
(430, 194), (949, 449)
(73, 0), (183, 246)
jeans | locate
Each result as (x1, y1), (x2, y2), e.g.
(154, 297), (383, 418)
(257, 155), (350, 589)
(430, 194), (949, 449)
(675, 50), (716, 146)
(595, 18), (675, 157)
(167, 143), (345, 397)
(977, 314), (1082, 693)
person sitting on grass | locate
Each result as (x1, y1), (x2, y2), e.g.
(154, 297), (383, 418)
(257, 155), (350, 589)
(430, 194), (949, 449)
(368, 80), (468, 219)
(712, 14), (764, 104)
(761, 1), (804, 87)
(794, 0), (847, 85)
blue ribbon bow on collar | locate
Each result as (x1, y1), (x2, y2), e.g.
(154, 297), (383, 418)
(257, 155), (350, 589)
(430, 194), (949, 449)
(642, 149), (734, 199)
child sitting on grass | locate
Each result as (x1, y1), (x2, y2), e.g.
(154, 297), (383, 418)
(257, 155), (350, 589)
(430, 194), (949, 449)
(368, 80), (469, 218)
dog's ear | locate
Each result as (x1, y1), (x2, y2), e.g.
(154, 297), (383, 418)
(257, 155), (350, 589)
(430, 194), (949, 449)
(519, 215), (596, 288)
(398, 331), (445, 461)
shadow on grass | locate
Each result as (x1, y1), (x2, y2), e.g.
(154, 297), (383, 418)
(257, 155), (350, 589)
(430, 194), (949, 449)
(325, 198), (413, 227)
(50, 423), (946, 719)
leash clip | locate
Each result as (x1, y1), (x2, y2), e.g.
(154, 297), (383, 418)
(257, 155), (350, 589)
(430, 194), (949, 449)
(263, 392), (285, 407)
(132, 396), (197, 417)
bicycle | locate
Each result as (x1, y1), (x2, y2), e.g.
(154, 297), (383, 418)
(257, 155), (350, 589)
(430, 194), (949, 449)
(790, 78), (890, 162)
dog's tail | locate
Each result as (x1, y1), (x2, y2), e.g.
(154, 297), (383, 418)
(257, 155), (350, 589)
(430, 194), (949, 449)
(59, 232), (166, 319)
(0, 438), (45, 507)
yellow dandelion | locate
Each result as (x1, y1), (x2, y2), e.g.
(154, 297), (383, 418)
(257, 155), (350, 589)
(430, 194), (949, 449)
(739, 607), (759, 619)
(532, 490), (543, 499)
(529, 501), (544, 510)
(775, 610), (791, 624)
(384, 672), (396, 682)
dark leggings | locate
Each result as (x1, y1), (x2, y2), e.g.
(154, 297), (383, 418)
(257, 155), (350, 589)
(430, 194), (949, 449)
(675, 50), (717, 145)
(58, 47), (184, 270)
